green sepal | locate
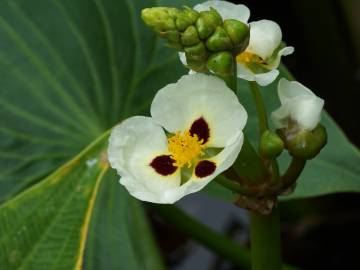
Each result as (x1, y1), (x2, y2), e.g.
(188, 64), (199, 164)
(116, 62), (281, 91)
(185, 58), (208, 72)
(207, 51), (233, 76)
(181, 26), (200, 46)
(223, 19), (250, 54)
(205, 26), (233, 51)
(259, 131), (284, 159)
(278, 124), (327, 160)
(184, 41), (208, 61)
(195, 8), (223, 39)
(176, 7), (199, 31)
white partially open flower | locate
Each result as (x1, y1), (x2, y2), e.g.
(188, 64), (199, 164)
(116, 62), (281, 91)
(236, 20), (294, 86)
(108, 74), (247, 204)
(271, 78), (324, 130)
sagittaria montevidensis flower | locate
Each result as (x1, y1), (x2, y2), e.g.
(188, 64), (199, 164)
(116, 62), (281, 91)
(108, 74), (247, 203)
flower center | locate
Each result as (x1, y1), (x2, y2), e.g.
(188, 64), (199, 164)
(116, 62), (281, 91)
(236, 51), (265, 64)
(168, 130), (204, 168)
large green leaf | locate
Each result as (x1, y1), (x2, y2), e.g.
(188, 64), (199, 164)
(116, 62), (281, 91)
(0, 133), (108, 269)
(0, 0), (190, 269)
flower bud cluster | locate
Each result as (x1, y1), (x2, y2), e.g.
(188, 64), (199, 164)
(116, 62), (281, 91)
(141, 6), (250, 75)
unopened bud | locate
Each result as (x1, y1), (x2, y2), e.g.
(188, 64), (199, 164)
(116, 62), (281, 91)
(207, 51), (233, 76)
(223, 19), (250, 54)
(259, 131), (284, 159)
(184, 41), (207, 61)
(181, 26), (200, 46)
(195, 8), (222, 39)
(176, 7), (199, 31)
(141, 7), (178, 32)
(206, 26), (233, 51)
(278, 124), (327, 160)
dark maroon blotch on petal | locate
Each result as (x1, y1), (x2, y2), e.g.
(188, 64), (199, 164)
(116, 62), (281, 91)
(195, 160), (216, 178)
(150, 155), (177, 176)
(190, 117), (210, 144)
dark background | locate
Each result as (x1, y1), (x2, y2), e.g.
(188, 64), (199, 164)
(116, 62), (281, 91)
(153, 1), (360, 270)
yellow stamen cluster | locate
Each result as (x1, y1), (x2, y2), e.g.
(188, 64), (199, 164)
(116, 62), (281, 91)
(168, 131), (204, 168)
(236, 51), (265, 64)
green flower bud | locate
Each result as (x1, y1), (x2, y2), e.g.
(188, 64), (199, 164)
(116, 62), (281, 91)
(185, 58), (208, 72)
(259, 131), (284, 159)
(195, 8), (222, 39)
(223, 19), (250, 54)
(176, 7), (199, 31)
(278, 124), (327, 160)
(141, 7), (179, 32)
(205, 26), (233, 51)
(207, 51), (233, 76)
(184, 41), (207, 61)
(181, 26), (200, 46)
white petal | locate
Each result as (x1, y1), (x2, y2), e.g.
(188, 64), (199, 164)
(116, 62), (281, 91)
(108, 116), (181, 203)
(194, 0), (250, 23)
(179, 52), (187, 66)
(247, 20), (282, 60)
(271, 79), (324, 130)
(266, 46), (294, 70)
(178, 52), (198, 74)
(150, 74), (247, 147)
(163, 132), (244, 203)
(237, 62), (279, 86)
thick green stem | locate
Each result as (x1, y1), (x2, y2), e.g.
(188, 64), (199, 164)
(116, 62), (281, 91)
(152, 204), (251, 269)
(250, 206), (282, 270)
(248, 82), (282, 269)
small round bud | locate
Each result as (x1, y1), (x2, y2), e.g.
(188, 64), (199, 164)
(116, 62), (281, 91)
(195, 8), (222, 39)
(141, 7), (178, 32)
(205, 26), (233, 51)
(223, 19), (250, 54)
(259, 131), (284, 159)
(278, 124), (327, 160)
(181, 26), (200, 46)
(176, 7), (199, 31)
(207, 51), (233, 76)
(184, 42), (208, 61)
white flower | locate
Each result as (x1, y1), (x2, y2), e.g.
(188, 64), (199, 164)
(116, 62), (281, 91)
(178, 1), (294, 86)
(271, 78), (324, 130)
(108, 74), (247, 204)
(236, 20), (294, 86)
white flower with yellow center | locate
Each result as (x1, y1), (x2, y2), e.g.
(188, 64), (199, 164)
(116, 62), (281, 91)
(179, 1), (294, 86)
(236, 20), (294, 86)
(271, 78), (324, 131)
(108, 74), (247, 204)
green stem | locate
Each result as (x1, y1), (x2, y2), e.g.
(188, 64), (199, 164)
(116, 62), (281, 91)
(152, 204), (251, 269)
(247, 82), (282, 269)
(250, 206), (282, 270)
(249, 81), (280, 184)
(152, 204), (298, 270)
(249, 81), (268, 134)
(215, 175), (254, 196)
(281, 158), (307, 190)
